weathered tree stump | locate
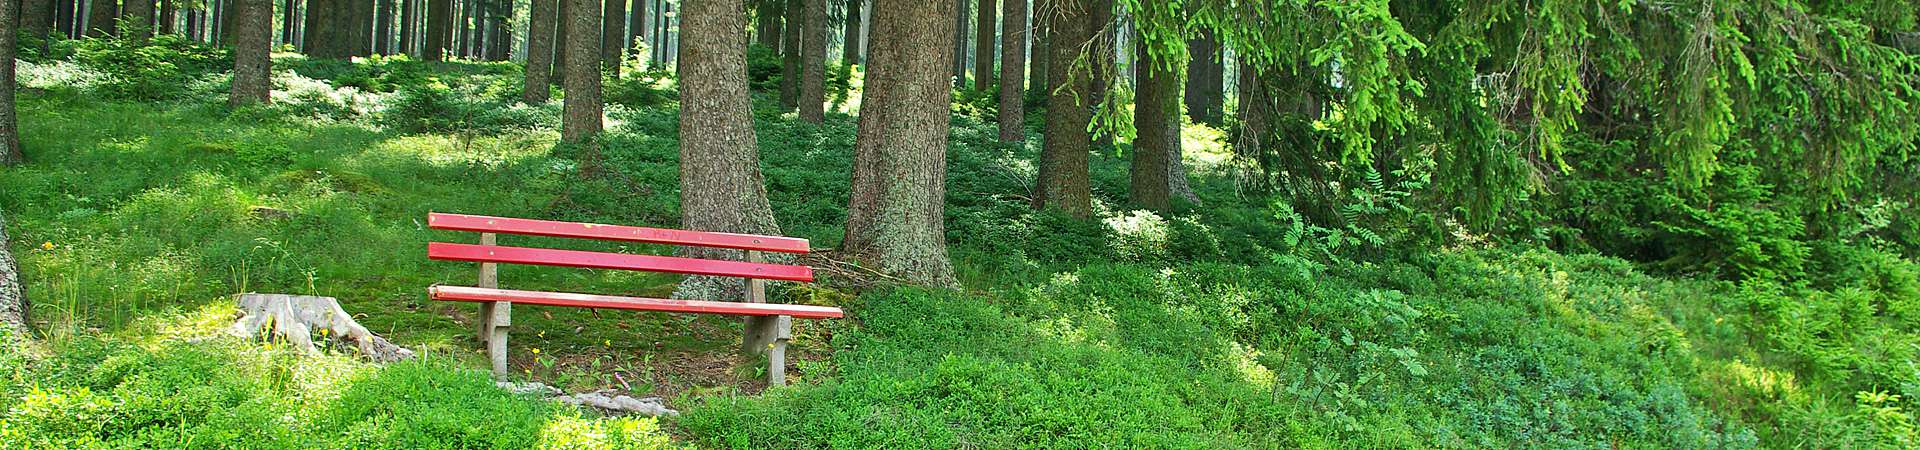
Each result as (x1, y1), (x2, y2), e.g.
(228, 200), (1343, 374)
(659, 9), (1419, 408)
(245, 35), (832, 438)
(228, 293), (415, 362)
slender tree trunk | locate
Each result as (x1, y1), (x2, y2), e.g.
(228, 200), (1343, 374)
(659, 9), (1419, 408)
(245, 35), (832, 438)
(86, 0), (116, 37)
(398, 0), (415, 54)
(123, 0), (154, 40)
(845, 0), (959, 286)
(1029, 0), (1047, 100)
(972, 0), (992, 89)
(160, 0), (175, 35)
(797, 0), (824, 122)
(601, 0), (623, 73)
(1087, 0), (1111, 147)
(54, 0), (74, 39)
(627, 0), (644, 64)
(230, 0), (270, 107)
(426, 0), (451, 60)
(1131, 35), (1196, 212)
(1184, 30), (1222, 126)
(562, 0), (604, 176)
(523, 0), (556, 103)
(280, 0), (295, 44)
(1036, 0), (1090, 218)
(777, 0), (799, 109)
(458, 0), (475, 58)
(491, 0), (511, 60)
(1235, 60), (1266, 163)
(1, 0), (24, 167)
(996, 0), (1024, 141)
(219, 0), (237, 45)
(839, 0), (860, 65)
(949, 0), (966, 87)
(676, 0), (782, 301)
(374, 0), (394, 54)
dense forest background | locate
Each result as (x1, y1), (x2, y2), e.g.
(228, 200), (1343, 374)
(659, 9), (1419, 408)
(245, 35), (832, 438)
(0, 0), (1917, 448)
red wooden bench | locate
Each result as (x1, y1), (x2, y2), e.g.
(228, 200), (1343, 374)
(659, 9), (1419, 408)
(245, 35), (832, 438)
(424, 212), (841, 385)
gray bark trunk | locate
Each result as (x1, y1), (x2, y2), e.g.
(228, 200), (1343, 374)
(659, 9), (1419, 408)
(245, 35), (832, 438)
(563, 0), (606, 176)
(777, 0), (800, 109)
(86, 0), (116, 37)
(843, 0), (958, 286)
(995, 0), (1024, 142)
(123, 0), (155, 40)
(1036, 0), (1091, 218)
(524, 0), (558, 103)
(798, 0), (826, 122)
(972, 0), (993, 90)
(839, 0), (861, 66)
(1, 0), (23, 167)
(676, 0), (783, 301)
(602, 0), (625, 74)
(229, 0), (271, 107)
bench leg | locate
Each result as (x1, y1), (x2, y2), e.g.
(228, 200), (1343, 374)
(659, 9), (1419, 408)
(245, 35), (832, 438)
(477, 302), (494, 345)
(487, 301), (512, 378)
(743, 315), (793, 386)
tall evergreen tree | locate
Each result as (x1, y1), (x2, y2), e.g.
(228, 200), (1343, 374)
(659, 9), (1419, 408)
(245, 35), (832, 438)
(844, 0), (960, 286)
(375, 0), (395, 54)
(524, 0), (558, 103)
(562, 0), (605, 177)
(229, 0), (270, 107)
(602, 0), (625, 73)
(1028, 0), (1047, 100)
(676, 0), (782, 301)
(972, 0), (993, 89)
(798, 0), (825, 122)
(839, 0), (861, 66)
(1035, 0), (1091, 218)
(425, 0), (451, 60)
(777, 0), (800, 110)
(627, 0), (645, 64)
(995, 0), (1024, 142)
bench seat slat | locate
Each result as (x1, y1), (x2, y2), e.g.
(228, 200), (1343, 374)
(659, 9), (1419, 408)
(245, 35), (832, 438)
(430, 286), (844, 319)
(429, 213), (810, 254)
(428, 242), (815, 282)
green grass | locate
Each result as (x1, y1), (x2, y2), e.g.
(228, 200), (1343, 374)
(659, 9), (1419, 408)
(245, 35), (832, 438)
(3, 49), (1919, 448)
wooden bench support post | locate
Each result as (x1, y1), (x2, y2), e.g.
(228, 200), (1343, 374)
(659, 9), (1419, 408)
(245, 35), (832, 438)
(477, 233), (511, 377)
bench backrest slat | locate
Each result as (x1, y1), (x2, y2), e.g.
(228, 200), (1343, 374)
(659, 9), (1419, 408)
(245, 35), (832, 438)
(428, 242), (815, 282)
(429, 213), (810, 254)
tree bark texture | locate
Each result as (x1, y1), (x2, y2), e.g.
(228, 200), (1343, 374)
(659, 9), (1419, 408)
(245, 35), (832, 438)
(229, 0), (271, 107)
(777, 0), (800, 109)
(1184, 30), (1223, 126)
(676, 0), (782, 301)
(797, 0), (825, 122)
(562, 0), (605, 177)
(972, 0), (993, 89)
(1036, 0), (1091, 218)
(843, 0), (960, 286)
(2, 0), (25, 167)
(426, 0), (451, 60)
(601, 0), (624, 73)
(0, 210), (28, 332)
(86, 0), (116, 37)
(22, 0), (52, 45)
(839, 0), (860, 65)
(54, 0), (75, 39)
(995, 0), (1025, 142)
(375, 0), (395, 54)
(524, 0), (557, 103)
(949, 0), (966, 87)
(1029, 0), (1047, 100)
(1130, 36), (1194, 212)
(1235, 60), (1267, 163)
(122, 0), (154, 40)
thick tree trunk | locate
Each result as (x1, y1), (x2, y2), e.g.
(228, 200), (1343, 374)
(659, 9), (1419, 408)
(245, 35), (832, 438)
(0, 210), (28, 333)
(1184, 30), (1223, 126)
(1036, 0), (1090, 218)
(972, 0), (992, 89)
(949, 0), (966, 87)
(86, 0), (116, 37)
(676, 0), (782, 301)
(995, 0), (1024, 142)
(2, 0), (24, 167)
(844, 0), (959, 286)
(777, 0), (799, 109)
(839, 0), (860, 65)
(375, 0), (394, 54)
(426, 0), (451, 60)
(797, 0), (825, 122)
(562, 0), (605, 177)
(229, 0), (271, 107)
(123, 0), (154, 40)
(601, 0), (623, 73)
(524, 0), (556, 103)
(1130, 36), (1195, 212)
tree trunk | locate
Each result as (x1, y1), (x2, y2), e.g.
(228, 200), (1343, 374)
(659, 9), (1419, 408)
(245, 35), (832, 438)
(1234, 60), (1266, 163)
(562, 0), (604, 177)
(601, 0), (623, 73)
(159, 0), (174, 35)
(219, 0), (237, 45)
(55, 0), (75, 39)
(123, 0), (154, 40)
(1183, 30), (1222, 126)
(839, 0), (860, 65)
(628, 0), (644, 64)
(797, 0), (825, 122)
(0, 210), (28, 333)
(281, 0), (297, 45)
(1028, 0), (1046, 100)
(676, 0), (782, 301)
(972, 0), (992, 89)
(753, 0), (779, 50)
(22, 0), (51, 50)
(374, 0), (394, 54)
(1036, 0), (1090, 218)
(1131, 35), (1196, 212)
(995, 0), (1024, 141)
(844, 0), (959, 286)
(1087, 0), (1111, 147)
(524, 0), (556, 103)
(426, 0), (451, 60)
(86, 0), (116, 37)
(229, 0), (271, 106)
(458, 0), (475, 58)
(229, 294), (415, 362)
(777, 0), (799, 109)
(398, 0), (415, 55)
(2, 0), (24, 167)
(949, 0), (966, 87)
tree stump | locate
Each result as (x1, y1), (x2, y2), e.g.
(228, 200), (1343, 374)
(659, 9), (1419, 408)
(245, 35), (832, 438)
(228, 293), (415, 363)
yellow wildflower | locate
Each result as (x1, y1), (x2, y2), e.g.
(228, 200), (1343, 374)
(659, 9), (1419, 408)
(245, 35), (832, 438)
(530, 348), (541, 355)
(41, 242), (54, 250)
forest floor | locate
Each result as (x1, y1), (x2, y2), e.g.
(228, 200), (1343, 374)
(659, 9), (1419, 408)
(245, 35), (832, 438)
(2, 55), (1917, 448)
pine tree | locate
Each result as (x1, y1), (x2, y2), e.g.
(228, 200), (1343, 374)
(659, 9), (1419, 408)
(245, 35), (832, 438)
(676, 0), (783, 301)
(1035, 0), (1091, 218)
(524, 0), (559, 103)
(229, 0), (271, 107)
(562, 0), (605, 177)
(844, 0), (959, 286)
(798, 0), (826, 122)
(995, 0), (1024, 142)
